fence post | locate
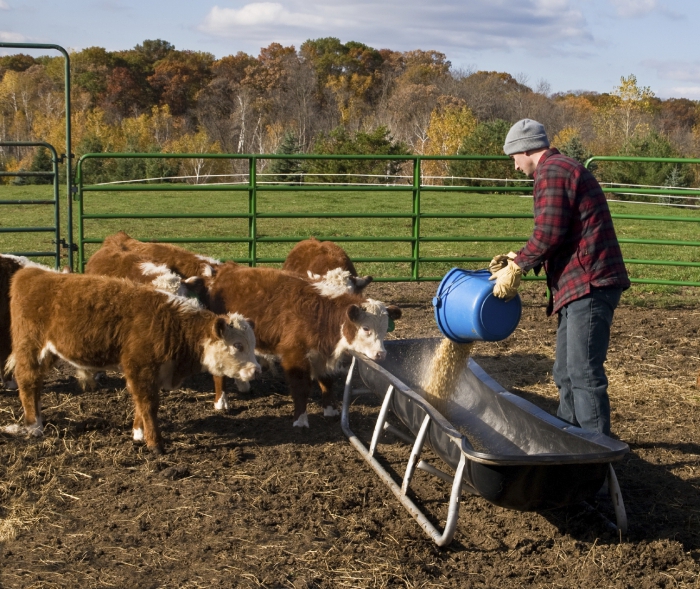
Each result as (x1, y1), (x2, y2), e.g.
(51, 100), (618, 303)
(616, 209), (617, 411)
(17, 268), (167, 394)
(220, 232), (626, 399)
(412, 157), (421, 280)
(249, 156), (257, 266)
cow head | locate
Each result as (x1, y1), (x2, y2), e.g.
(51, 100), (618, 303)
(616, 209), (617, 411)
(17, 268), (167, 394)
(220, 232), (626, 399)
(203, 312), (261, 382)
(309, 267), (374, 298)
(343, 299), (402, 361)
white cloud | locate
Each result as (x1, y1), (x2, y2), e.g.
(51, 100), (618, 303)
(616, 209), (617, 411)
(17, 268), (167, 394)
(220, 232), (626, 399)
(0, 1), (10, 9)
(610, 0), (656, 18)
(200, 2), (336, 35)
(198, 0), (592, 56)
(0, 31), (26, 42)
(643, 59), (700, 83)
(664, 87), (700, 99)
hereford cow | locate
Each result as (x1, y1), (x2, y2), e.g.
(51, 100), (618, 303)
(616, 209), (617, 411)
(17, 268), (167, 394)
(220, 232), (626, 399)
(105, 230), (224, 278)
(202, 265), (401, 427)
(282, 237), (373, 295)
(4, 268), (260, 453)
(85, 242), (208, 300)
(0, 255), (64, 390)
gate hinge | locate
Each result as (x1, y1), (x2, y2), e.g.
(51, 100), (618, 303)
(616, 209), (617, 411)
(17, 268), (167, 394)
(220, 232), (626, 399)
(53, 238), (77, 252)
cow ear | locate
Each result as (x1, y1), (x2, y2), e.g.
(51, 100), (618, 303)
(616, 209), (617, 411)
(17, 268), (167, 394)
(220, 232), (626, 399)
(183, 276), (206, 299)
(213, 317), (228, 338)
(346, 304), (362, 322)
(352, 275), (373, 290)
(386, 305), (402, 320)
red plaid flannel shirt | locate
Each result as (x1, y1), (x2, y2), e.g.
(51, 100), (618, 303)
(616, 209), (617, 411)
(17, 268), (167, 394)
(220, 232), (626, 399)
(514, 149), (630, 315)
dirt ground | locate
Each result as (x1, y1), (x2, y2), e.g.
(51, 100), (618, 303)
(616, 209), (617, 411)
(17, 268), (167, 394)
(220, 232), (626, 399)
(1, 281), (699, 588)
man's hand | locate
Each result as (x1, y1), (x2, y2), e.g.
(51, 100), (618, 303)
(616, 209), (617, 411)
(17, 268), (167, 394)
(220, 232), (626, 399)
(489, 259), (522, 301)
(488, 251), (518, 274)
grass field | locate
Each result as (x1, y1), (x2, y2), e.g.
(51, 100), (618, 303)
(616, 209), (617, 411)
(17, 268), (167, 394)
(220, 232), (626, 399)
(1, 184), (699, 305)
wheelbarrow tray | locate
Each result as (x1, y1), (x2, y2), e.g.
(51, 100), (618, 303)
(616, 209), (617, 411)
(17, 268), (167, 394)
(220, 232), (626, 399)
(353, 338), (629, 512)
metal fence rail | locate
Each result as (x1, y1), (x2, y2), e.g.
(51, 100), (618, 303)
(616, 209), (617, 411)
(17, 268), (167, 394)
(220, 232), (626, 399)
(72, 152), (700, 287)
(0, 142), (62, 267)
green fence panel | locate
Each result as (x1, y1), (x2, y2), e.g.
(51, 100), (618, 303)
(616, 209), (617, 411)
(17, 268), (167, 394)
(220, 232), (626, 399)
(69, 152), (700, 287)
(0, 142), (62, 267)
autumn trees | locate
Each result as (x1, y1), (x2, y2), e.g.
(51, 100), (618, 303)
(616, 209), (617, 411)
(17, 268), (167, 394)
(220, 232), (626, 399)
(1, 40), (700, 187)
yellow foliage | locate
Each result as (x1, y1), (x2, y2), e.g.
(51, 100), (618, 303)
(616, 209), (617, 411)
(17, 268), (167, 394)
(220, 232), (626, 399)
(551, 126), (579, 149)
(422, 104), (476, 183)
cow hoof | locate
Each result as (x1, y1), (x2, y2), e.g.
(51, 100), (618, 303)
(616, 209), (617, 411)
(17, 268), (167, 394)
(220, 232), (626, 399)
(5, 379), (18, 391)
(214, 395), (229, 411)
(323, 406), (340, 417)
(150, 445), (165, 456)
(293, 413), (310, 428)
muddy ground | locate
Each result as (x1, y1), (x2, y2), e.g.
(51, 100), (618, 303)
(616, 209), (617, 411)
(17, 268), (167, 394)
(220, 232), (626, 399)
(1, 281), (699, 588)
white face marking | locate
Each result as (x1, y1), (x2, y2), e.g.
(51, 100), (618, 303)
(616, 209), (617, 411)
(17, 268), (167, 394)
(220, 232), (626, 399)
(139, 262), (171, 276)
(158, 290), (204, 312)
(1, 254), (57, 272)
(293, 412), (309, 428)
(310, 267), (354, 298)
(201, 313), (260, 380)
(345, 298), (391, 362)
(150, 271), (182, 294)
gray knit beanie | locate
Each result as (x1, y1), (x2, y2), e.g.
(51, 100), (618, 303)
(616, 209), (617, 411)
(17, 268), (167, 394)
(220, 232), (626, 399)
(503, 119), (550, 155)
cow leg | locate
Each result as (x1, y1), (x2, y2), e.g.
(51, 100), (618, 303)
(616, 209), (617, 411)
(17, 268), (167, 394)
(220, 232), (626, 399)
(284, 366), (312, 428)
(132, 406), (144, 442)
(317, 375), (339, 417)
(124, 370), (163, 453)
(212, 375), (229, 411)
(6, 351), (46, 436)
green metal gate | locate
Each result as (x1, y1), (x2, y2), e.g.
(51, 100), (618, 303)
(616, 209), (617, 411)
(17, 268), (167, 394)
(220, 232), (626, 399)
(0, 42), (74, 269)
(0, 141), (63, 267)
(74, 152), (700, 287)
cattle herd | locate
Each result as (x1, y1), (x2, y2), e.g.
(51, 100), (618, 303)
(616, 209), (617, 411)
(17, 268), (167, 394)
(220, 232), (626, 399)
(0, 235), (401, 453)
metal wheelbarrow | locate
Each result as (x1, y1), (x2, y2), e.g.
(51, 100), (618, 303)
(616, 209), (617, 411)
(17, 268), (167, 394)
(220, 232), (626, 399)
(341, 338), (629, 547)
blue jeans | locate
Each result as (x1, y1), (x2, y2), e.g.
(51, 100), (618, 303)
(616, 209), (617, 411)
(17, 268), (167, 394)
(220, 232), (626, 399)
(553, 288), (622, 436)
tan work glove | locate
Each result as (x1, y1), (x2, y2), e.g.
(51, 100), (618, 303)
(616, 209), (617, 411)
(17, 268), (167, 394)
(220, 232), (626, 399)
(489, 259), (522, 301)
(488, 251), (518, 274)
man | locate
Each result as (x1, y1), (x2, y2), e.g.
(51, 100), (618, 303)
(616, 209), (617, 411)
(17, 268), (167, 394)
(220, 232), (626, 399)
(490, 119), (630, 436)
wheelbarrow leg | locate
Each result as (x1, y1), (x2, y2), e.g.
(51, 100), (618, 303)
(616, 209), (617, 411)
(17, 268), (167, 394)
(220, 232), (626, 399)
(607, 464), (627, 534)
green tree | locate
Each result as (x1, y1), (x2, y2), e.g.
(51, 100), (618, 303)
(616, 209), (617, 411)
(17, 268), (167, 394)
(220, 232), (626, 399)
(557, 134), (593, 166)
(307, 126), (409, 184)
(267, 131), (304, 183)
(26, 146), (54, 185)
(601, 130), (693, 201)
(449, 119), (517, 186)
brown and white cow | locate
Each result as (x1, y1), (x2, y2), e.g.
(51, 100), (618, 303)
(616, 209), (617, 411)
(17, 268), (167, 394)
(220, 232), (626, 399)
(282, 237), (373, 296)
(105, 230), (224, 278)
(0, 255), (64, 390)
(202, 265), (401, 427)
(85, 241), (208, 300)
(4, 268), (260, 453)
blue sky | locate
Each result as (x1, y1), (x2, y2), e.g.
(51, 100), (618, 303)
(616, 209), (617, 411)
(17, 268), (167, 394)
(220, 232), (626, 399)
(1, 0), (699, 99)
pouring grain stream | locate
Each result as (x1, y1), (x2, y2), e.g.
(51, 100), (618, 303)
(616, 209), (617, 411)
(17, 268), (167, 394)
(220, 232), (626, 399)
(423, 338), (475, 416)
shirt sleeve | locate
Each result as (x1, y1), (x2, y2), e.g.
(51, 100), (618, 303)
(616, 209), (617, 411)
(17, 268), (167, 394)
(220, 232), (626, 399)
(514, 162), (574, 273)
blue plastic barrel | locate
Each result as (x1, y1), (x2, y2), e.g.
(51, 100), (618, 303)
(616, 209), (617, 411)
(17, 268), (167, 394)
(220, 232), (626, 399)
(432, 268), (522, 343)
